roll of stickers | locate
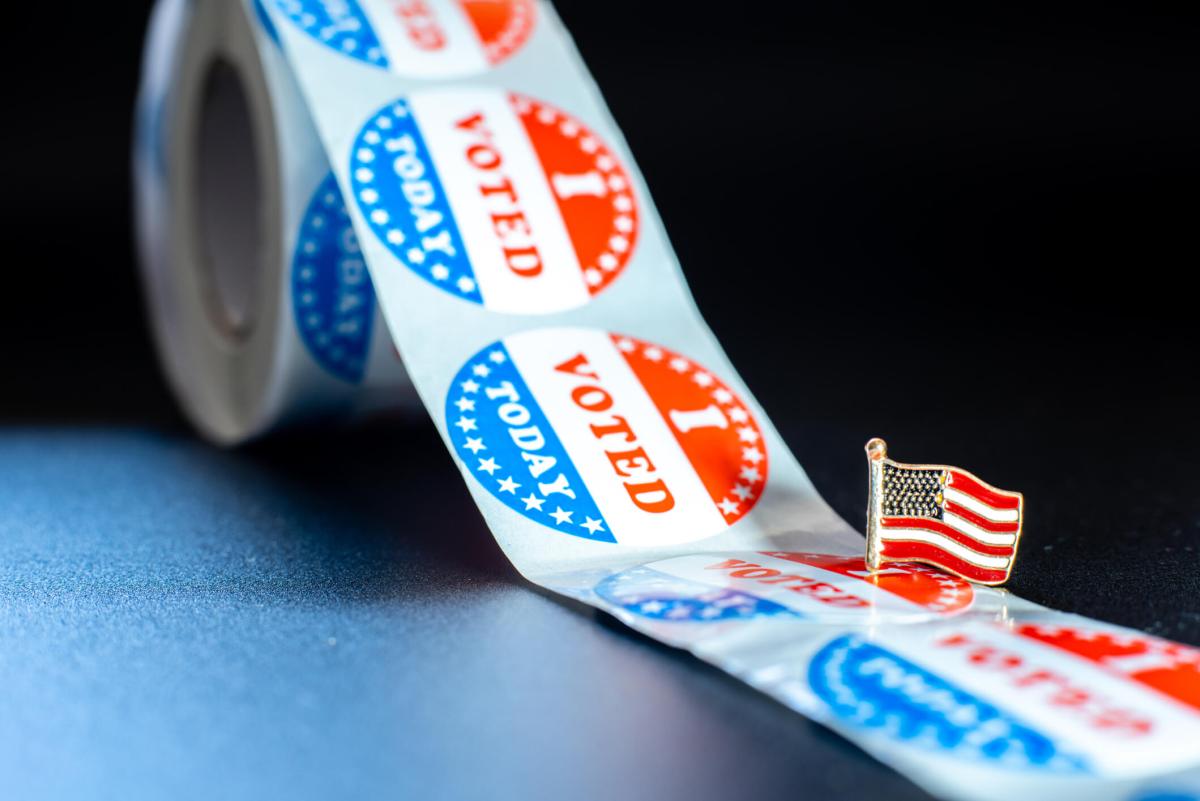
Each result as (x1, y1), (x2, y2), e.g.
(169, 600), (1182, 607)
(135, 0), (417, 442)
(135, 1), (1200, 797)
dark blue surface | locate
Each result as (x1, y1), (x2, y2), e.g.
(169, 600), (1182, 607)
(0, 422), (931, 801)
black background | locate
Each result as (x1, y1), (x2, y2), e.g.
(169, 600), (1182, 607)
(2, 0), (1197, 649)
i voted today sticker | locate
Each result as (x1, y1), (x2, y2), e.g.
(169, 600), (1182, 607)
(350, 90), (638, 312)
(291, 172), (377, 384)
(595, 552), (974, 623)
(808, 622), (1200, 778)
(446, 329), (767, 545)
(271, 0), (535, 76)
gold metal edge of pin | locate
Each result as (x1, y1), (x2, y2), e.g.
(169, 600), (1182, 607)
(862, 436), (1020, 587)
(864, 438), (887, 574)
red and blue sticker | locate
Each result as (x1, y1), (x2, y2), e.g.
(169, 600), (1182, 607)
(808, 622), (1200, 777)
(291, 172), (376, 384)
(271, 0), (534, 76)
(596, 552), (974, 623)
(446, 329), (765, 545)
(350, 91), (637, 312)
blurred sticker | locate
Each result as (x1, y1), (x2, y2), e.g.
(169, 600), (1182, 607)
(595, 552), (974, 623)
(810, 622), (1200, 778)
(292, 172), (377, 383)
(809, 633), (1089, 774)
(271, 0), (535, 75)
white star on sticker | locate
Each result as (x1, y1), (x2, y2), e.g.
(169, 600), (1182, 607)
(742, 447), (764, 464)
(737, 426), (760, 444)
(456, 276), (476, 293)
(463, 437), (486, 454)
(521, 493), (545, 511)
(454, 416), (477, 432)
(460, 379), (480, 393)
(580, 517), (605, 535)
(640, 601), (665, 614)
(549, 507), (574, 525)
(477, 457), (500, 475)
(712, 388), (733, 404)
(669, 357), (689, 373)
(488, 350), (507, 363)
(454, 397), (475, 412)
(728, 407), (749, 423)
(430, 264), (449, 281)
(616, 338), (636, 352)
(740, 466), (762, 483)
(732, 483), (753, 501)
(643, 346), (663, 361)
(497, 476), (520, 494)
(472, 363), (491, 377)
(692, 371), (714, 387)
(718, 497), (740, 516)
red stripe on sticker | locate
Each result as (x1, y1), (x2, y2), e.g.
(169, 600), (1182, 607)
(461, 0), (536, 65)
(1014, 624), (1200, 712)
(613, 334), (766, 524)
(513, 94), (638, 296)
(760, 552), (975, 614)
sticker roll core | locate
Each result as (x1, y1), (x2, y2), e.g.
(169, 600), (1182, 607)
(134, 0), (415, 444)
(135, 1), (1200, 796)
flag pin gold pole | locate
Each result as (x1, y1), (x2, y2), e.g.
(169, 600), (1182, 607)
(864, 437), (888, 574)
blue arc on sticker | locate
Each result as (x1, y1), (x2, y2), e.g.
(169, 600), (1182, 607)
(446, 341), (613, 542)
(291, 172), (376, 384)
(271, 0), (387, 68)
(349, 99), (480, 304)
(595, 566), (799, 623)
(809, 635), (1090, 773)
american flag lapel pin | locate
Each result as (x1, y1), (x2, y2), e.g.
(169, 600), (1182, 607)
(864, 438), (1024, 586)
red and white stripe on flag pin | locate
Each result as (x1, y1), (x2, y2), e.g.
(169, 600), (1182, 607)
(864, 438), (1024, 585)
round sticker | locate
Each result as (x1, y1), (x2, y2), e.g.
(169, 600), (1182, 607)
(446, 329), (766, 544)
(291, 172), (377, 384)
(271, 0), (535, 76)
(809, 622), (1200, 778)
(595, 552), (974, 623)
(1012, 624), (1200, 715)
(809, 634), (1088, 774)
(350, 91), (638, 312)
